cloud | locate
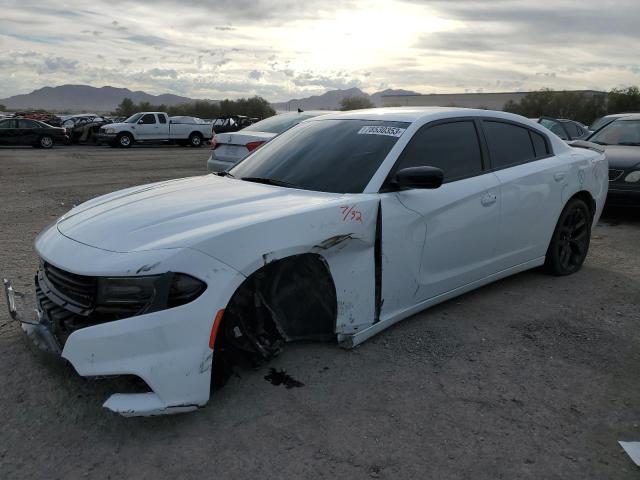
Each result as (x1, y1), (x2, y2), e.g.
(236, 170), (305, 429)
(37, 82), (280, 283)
(1, 0), (640, 101)
(147, 68), (178, 79)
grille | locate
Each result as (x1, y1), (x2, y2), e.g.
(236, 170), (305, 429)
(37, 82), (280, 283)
(41, 262), (96, 311)
(609, 169), (625, 181)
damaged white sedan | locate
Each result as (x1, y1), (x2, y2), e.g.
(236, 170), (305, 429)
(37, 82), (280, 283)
(4, 108), (608, 416)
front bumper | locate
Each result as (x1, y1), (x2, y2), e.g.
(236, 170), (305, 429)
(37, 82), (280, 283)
(4, 278), (61, 354)
(97, 132), (117, 144)
(6, 233), (246, 416)
(607, 188), (640, 207)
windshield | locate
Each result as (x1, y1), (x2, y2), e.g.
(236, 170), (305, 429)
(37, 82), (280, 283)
(230, 119), (410, 193)
(242, 113), (320, 134)
(125, 113), (143, 123)
(590, 116), (623, 132)
(589, 120), (640, 145)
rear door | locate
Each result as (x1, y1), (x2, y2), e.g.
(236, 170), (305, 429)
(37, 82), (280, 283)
(481, 120), (566, 268)
(17, 119), (40, 145)
(381, 119), (502, 308)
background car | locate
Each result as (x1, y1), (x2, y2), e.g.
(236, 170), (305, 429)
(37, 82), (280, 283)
(0, 118), (68, 148)
(533, 116), (591, 141)
(211, 115), (254, 134)
(587, 114), (640, 206)
(62, 114), (111, 144)
(207, 110), (337, 172)
(589, 113), (638, 133)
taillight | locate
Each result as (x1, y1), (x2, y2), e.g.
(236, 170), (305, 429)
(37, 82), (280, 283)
(246, 140), (265, 152)
(210, 135), (218, 150)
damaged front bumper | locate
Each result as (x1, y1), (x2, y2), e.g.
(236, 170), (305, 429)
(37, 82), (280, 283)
(3, 278), (61, 355)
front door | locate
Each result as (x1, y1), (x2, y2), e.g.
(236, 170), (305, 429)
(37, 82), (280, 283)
(135, 113), (158, 140)
(380, 119), (502, 313)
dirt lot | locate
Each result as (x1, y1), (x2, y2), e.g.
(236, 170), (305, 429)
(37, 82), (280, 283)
(0, 145), (639, 479)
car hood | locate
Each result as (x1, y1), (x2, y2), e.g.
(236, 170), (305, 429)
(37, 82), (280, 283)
(56, 175), (343, 253)
(102, 122), (128, 130)
(602, 145), (640, 169)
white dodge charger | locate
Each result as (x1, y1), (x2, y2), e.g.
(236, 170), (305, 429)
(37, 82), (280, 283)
(4, 108), (608, 416)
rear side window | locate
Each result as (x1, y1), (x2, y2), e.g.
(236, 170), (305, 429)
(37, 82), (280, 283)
(530, 130), (549, 157)
(158, 114), (167, 124)
(394, 121), (483, 182)
(565, 122), (580, 138)
(483, 121), (536, 169)
(140, 114), (156, 124)
(18, 119), (38, 128)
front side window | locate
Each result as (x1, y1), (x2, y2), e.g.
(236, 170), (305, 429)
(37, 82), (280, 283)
(140, 114), (156, 125)
(125, 113), (143, 123)
(392, 121), (483, 182)
(589, 120), (640, 146)
(0, 119), (16, 128)
(483, 121), (536, 169)
(230, 119), (410, 193)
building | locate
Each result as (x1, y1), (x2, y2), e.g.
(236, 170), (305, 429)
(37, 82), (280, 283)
(381, 90), (607, 110)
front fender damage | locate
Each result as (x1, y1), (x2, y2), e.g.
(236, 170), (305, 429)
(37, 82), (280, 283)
(210, 200), (380, 384)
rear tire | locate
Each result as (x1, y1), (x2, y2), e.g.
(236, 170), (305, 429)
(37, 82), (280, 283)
(544, 198), (591, 276)
(189, 132), (202, 147)
(39, 135), (53, 149)
(117, 133), (133, 148)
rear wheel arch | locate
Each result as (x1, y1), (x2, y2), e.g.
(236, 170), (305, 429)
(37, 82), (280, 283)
(569, 190), (596, 220)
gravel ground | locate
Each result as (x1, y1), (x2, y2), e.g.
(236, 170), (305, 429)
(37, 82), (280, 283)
(0, 145), (639, 479)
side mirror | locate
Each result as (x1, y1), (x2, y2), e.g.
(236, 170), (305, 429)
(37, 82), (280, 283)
(394, 166), (444, 189)
(138, 119), (145, 124)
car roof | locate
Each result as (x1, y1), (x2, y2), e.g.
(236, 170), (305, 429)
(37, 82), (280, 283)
(612, 113), (640, 121)
(309, 107), (532, 124)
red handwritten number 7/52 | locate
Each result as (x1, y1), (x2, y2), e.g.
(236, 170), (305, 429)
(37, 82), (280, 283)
(340, 205), (363, 223)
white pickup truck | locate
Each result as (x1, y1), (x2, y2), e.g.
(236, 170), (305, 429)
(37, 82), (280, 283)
(98, 112), (213, 147)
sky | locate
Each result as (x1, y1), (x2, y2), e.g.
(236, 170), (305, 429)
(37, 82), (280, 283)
(1, 0), (639, 101)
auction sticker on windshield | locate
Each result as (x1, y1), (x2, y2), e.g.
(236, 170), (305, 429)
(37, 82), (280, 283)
(357, 126), (406, 137)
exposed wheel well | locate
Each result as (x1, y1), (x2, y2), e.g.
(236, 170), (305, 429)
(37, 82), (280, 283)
(211, 253), (337, 386)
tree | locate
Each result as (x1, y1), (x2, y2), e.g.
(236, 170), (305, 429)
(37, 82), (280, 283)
(0, 104), (6, 112)
(340, 96), (374, 111)
(503, 89), (606, 125)
(607, 86), (640, 114)
(114, 98), (136, 117)
(110, 96), (276, 120)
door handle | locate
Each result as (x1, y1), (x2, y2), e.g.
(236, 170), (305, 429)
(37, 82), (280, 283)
(481, 193), (497, 207)
(554, 172), (566, 182)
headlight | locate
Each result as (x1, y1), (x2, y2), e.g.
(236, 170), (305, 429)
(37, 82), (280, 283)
(624, 171), (640, 182)
(95, 273), (206, 315)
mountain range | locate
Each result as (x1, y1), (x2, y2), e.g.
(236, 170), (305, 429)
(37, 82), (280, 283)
(0, 85), (194, 113)
(270, 87), (420, 111)
(0, 84), (421, 113)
